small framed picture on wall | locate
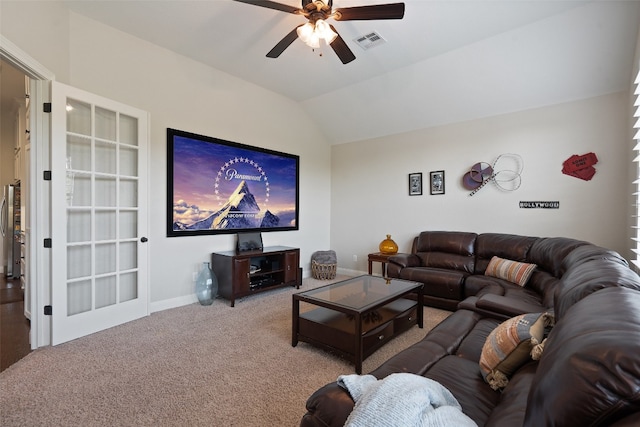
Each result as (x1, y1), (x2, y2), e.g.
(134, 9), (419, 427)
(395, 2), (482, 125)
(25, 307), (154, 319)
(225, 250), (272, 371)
(430, 170), (445, 195)
(409, 172), (422, 196)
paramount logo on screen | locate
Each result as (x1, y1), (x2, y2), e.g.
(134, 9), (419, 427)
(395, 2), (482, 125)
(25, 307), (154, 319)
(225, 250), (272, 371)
(225, 168), (262, 182)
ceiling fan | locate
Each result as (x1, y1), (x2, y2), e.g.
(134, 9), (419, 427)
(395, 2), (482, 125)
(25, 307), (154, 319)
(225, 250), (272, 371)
(233, 0), (405, 64)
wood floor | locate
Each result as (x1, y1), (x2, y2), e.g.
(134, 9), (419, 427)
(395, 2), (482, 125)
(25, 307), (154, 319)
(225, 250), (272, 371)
(0, 275), (31, 372)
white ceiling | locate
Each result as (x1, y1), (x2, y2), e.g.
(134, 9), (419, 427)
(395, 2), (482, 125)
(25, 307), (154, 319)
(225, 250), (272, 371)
(62, 0), (640, 144)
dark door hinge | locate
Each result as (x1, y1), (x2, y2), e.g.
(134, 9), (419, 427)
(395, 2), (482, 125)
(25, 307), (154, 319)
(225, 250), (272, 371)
(43, 102), (52, 113)
(44, 305), (52, 316)
(44, 238), (52, 248)
(43, 171), (52, 181)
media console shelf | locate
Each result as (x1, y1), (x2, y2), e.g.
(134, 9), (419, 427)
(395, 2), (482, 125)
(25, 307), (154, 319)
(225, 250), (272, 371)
(212, 246), (301, 307)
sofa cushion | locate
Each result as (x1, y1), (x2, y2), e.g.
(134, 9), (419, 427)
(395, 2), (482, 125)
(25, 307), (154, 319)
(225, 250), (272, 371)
(479, 312), (552, 390)
(369, 309), (485, 379)
(473, 294), (546, 319)
(560, 243), (629, 272)
(527, 237), (589, 278)
(397, 267), (467, 300)
(524, 287), (640, 427)
(416, 252), (474, 273)
(554, 250), (640, 320)
(474, 233), (538, 274)
(526, 270), (561, 307)
(485, 256), (537, 287)
(425, 355), (500, 426)
(462, 275), (546, 319)
(484, 362), (537, 427)
(414, 231), (477, 273)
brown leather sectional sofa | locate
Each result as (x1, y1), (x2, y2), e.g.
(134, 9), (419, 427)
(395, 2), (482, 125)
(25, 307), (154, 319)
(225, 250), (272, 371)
(300, 231), (640, 426)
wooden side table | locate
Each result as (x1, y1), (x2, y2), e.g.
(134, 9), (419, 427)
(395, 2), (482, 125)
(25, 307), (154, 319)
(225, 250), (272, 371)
(368, 252), (395, 276)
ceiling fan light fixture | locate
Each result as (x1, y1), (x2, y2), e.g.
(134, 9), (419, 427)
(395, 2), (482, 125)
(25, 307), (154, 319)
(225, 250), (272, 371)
(296, 22), (315, 44)
(297, 19), (337, 48)
(308, 33), (321, 48)
(315, 19), (338, 45)
(297, 22), (321, 48)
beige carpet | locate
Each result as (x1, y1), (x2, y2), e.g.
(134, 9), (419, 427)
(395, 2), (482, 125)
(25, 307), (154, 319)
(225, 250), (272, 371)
(0, 275), (451, 426)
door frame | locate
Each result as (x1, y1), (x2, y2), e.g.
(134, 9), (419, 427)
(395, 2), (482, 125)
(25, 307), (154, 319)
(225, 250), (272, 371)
(1, 34), (54, 348)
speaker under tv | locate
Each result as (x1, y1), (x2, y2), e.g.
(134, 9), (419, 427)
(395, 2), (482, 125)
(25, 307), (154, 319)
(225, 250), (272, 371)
(237, 232), (263, 252)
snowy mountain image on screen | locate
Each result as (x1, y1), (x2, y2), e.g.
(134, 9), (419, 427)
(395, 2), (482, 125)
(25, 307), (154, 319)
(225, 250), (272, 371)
(180, 180), (279, 230)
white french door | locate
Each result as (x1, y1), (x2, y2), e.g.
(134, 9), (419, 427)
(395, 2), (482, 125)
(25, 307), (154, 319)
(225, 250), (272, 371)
(51, 82), (149, 345)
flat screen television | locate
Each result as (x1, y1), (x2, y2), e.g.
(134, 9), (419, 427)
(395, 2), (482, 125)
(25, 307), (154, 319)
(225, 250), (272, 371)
(167, 128), (299, 237)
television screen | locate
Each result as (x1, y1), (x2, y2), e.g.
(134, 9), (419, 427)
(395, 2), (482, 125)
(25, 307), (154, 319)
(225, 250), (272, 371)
(167, 128), (299, 237)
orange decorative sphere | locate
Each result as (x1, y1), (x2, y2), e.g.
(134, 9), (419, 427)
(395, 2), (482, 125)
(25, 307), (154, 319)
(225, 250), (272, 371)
(379, 234), (398, 254)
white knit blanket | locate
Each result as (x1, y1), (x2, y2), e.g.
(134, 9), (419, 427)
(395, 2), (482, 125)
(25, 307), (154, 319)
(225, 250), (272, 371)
(337, 373), (478, 427)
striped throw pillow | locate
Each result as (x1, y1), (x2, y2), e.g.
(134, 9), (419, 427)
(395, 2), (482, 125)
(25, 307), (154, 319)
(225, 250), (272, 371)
(479, 312), (553, 390)
(485, 256), (537, 287)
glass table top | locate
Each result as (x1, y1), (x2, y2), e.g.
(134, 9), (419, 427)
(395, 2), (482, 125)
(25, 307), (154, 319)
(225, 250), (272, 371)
(296, 275), (421, 312)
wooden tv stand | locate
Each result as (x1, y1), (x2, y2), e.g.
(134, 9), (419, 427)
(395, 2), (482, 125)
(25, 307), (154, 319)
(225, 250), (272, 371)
(212, 246), (301, 307)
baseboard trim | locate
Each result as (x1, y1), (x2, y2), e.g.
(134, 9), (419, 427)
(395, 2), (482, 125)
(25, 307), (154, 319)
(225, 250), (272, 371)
(337, 267), (368, 276)
(150, 294), (198, 313)
(150, 269), (366, 314)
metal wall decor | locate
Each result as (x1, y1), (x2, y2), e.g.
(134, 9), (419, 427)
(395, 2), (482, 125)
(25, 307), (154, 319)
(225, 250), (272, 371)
(462, 153), (523, 196)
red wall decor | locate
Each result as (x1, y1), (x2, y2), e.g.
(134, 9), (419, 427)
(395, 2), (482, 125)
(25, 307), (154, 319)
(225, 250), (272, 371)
(562, 152), (598, 181)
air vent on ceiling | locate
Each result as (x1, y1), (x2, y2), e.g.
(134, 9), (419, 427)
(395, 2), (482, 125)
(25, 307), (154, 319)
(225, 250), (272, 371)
(353, 31), (387, 50)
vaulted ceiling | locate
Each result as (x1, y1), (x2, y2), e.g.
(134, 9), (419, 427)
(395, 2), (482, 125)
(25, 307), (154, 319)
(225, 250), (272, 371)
(63, 0), (640, 144)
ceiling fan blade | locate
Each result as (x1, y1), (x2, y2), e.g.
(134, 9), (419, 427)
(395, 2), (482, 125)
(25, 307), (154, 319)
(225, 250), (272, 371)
(334, 3), (405, 21)
(329, 25), (356, 64)
(233, 0), (302, 15)
(266, 26), (301, 58)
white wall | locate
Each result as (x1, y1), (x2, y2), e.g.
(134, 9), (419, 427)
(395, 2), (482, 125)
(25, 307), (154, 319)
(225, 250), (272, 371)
(0, 1), (71, 82)
(331, 92), (630, 272)
(0, 6), (332, 310)
(65, 13), (332, 308)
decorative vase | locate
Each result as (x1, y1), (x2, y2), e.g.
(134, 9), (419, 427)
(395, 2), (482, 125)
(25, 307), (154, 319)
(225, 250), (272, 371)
(196, 262), (218, 306)
(379, 234), (398, 254)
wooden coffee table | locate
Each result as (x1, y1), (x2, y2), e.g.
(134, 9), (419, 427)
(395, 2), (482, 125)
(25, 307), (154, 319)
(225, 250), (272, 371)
(292, 275), (423, 373)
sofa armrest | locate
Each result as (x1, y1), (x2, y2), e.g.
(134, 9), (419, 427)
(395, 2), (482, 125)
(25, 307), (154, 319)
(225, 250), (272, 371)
(475, 294), (546, 317)
(387, 254), (421, 279)
(300, 382), (355, 427)
(387, 253), (421, 269)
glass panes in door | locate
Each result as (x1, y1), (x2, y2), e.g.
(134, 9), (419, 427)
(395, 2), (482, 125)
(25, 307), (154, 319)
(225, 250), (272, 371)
(65, 98), (140, 316)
